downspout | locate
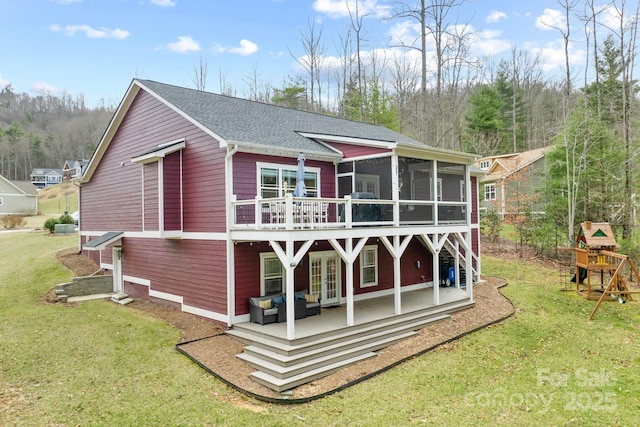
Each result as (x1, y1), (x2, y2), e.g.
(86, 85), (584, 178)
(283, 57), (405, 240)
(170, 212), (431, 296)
(225, 144), (239, 329)
(72, 179), (82, 254)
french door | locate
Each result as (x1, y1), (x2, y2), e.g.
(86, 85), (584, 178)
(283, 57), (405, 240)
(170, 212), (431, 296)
(309, 251), (340, 305)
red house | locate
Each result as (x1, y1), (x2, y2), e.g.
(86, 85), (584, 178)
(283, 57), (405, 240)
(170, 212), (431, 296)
(78, 79), (482, 391)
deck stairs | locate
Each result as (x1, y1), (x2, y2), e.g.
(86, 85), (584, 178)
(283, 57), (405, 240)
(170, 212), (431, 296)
(227, 298), (473, 392)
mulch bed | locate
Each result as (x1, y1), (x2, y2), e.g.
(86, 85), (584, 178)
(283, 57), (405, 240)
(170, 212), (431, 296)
(54, 247), (515, 402)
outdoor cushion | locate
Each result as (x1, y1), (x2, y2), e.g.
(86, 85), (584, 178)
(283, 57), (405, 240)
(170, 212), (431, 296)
(305, 294), (319, 303)
(258, 299), (272, 309)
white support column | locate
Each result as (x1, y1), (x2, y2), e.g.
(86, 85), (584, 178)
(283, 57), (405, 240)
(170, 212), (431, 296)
(454, 239), (460, 288)
(393, 235), (401, 314)
(432, 239), (440, 305)
(286, 238), (296, 340)
(345, 237), (354, 326)
(391, 155), (400, 226)
(466, 231), (474, 302)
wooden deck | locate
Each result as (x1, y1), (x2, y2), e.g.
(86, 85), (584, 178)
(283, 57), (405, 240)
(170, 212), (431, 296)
(232, 286), (470, 341)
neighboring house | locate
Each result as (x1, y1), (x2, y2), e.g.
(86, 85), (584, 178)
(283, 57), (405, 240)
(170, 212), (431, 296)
(63, 159), (90, 180)
(30, 168), (64, 189)
(78, 79), (482, 391)
(477, 147), (550, 219)
(0, 175), (38, 215)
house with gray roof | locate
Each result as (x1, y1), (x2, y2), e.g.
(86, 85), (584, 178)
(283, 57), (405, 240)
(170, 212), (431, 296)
(78, 79), (482, 391)
(30, 168), (64, 189)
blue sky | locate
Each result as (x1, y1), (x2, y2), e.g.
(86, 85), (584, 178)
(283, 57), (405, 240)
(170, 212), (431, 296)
(1, 0), (615, 108)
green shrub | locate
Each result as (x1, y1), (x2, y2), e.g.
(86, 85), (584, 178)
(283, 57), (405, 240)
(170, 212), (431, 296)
(44, 217), (60, 233)
(1, 214), (26, 229)
(59, 213), (75, 225)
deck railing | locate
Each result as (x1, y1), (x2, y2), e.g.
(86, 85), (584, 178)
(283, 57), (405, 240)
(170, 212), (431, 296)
(231, 194), (467, 230)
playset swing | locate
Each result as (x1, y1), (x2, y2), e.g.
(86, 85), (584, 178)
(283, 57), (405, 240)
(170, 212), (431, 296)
(565, 221), (640, 319)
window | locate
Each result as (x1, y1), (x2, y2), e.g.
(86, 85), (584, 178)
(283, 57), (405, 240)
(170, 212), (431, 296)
(484, 183), (496, 201)
(360, 245), (378, 288)
(261, 253), (284, 295)
(437, 178), (443, 201)
(355, 174), (379, 197)
(460, 180), (466, 202)
(480, 160), (491, 169)
(258, 162), (319, 198)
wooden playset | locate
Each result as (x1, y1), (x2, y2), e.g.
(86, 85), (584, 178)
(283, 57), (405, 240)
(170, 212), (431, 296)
(569, 221), (640, 319)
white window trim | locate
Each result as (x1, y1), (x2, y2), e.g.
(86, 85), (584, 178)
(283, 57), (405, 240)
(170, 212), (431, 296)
(355, 174), (380, 197)
(485, 183), (496, 201)
(260, 252), (285, 295)
(360, 245), (378, 288)
(256, 161), (321, 197)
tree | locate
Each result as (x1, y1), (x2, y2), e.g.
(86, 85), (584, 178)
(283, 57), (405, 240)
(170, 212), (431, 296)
(292, 19), (325, 112)
(272, 78), (307, 110)
(464, 84), (504, 155)
(191, 54), (208, 91)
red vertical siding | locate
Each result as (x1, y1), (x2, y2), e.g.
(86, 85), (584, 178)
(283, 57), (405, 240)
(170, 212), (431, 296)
(326, 142), (390, 159)
(163, 151), (182, 231)
(143, 162), (159, 231)
(122, 238), (228, 313)
(81, 89), (227, 233)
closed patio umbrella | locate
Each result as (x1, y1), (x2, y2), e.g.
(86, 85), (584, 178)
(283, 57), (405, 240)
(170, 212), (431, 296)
(292, 153), (307, 198)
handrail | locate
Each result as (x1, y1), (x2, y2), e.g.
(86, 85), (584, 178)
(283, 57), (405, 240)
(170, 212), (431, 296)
(231, 193), (469, 230)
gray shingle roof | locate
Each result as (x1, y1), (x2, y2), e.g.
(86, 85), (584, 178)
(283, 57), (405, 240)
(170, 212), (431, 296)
(137, 79), (425, 155)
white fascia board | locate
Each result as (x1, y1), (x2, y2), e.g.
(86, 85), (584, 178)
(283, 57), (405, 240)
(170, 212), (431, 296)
(297, 132), (396, 150)
(131, 139), (185, 164)
(231, 140), (341, 162)
(135, 79), (231, 148)
(395, 143), (476, 164)
(80, 81), (141, 183)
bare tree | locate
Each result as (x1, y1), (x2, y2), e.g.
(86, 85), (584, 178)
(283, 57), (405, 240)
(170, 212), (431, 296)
(191, 54), (208, 91)
(346, 0), (369, 119)
(539, 0), (579, 96)
(291, 19), (326, 112)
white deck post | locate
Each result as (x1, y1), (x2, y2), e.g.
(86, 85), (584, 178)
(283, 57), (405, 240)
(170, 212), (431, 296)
(432, 235), (440, 306)
(346, 237), (355, 326)
(286, 238), (296, 340)
(393, 235), (401, 314)
(466, 231), (474, 302)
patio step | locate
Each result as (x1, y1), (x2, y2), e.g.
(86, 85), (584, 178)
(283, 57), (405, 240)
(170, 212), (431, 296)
(250, 352), (377, 393)
(229, 303), (464, 355)
(228, 296), (474, 392)
(238, 330), (417, 378)
(240, 316), (446, 366)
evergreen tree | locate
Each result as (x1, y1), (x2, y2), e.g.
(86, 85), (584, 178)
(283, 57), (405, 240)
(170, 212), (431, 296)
(464, 84), (504, 155)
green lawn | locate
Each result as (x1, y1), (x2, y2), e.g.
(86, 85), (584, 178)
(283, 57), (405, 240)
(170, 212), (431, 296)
(1, 232), (639, 426)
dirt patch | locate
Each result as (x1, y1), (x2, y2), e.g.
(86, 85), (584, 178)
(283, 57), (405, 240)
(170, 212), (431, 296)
(53, 244), (516, 401)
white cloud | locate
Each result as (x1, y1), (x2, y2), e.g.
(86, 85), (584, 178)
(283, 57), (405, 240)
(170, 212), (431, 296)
(535, 8), (565, 30)
(31, 81), (59, 95)
(150, 0), (175, 7)
(313, 0), (391, 19)
(166, 36), (201, 53)
(473, 30), (511, 56)
(486, 10), (507, 24)
(526, 40), (586, 72)
(50, 24), (130, 39)
(229, 39), (259, 56)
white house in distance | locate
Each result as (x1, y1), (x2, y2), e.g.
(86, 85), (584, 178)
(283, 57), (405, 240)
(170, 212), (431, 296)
(0, 175), (38, 216)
